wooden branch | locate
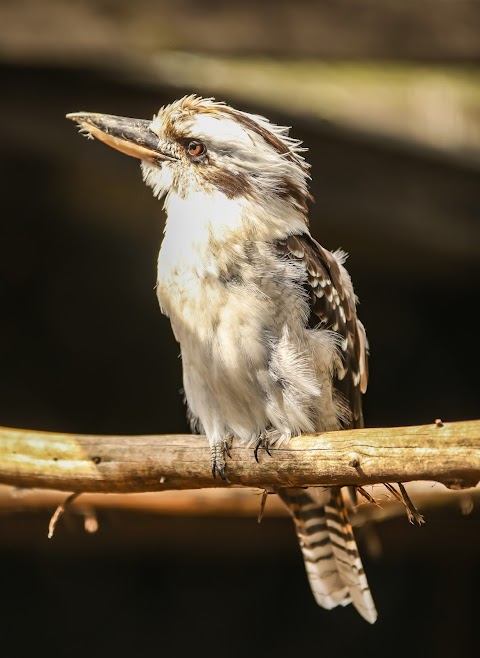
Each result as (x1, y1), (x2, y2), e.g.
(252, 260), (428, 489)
(1, 420), (479, 493)
(1, 483), (478, 520)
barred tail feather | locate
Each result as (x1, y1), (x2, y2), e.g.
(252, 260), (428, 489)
(278, 487), (377, 624)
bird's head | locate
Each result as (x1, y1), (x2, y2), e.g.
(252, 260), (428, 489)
(67, 95), (312, 214)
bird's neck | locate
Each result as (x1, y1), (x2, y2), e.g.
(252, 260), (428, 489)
(162, 187), (308, 254)
(156, 187), (308, 321)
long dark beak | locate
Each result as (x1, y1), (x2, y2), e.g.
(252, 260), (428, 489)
(66, 112), (176, 163)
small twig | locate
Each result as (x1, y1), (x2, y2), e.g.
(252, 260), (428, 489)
(397, 482), (425, 525)
(384, 483), (424, 525)
(356, 486), (382, 507)
(257, 490), (269, 523)
(48, 492), (81, 538)
(383, 482), (404, 503)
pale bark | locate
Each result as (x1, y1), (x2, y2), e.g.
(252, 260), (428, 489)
(1, 419), (478, 493)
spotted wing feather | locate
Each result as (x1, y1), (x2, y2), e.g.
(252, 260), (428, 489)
(275, 233), (368, 429)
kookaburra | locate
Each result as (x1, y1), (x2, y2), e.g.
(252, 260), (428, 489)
(67, 96), (376, 623)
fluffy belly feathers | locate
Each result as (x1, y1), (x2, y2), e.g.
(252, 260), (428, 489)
(157, 251), (342, 444)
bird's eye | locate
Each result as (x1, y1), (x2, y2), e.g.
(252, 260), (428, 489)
(187, 141), (206, 157)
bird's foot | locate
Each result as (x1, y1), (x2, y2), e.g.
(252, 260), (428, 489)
(211, 437), (233, 480)
(253, 432), (273, 463)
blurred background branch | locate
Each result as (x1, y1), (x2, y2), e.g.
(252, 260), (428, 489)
(3, 480), (479, 522)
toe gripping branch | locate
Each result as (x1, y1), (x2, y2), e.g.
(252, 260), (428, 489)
(211, 438), (232, 480)
(210, 433), (273, 480)
(253, 433), (272, 463)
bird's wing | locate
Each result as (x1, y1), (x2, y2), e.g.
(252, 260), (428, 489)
(275, 233), (368, 429)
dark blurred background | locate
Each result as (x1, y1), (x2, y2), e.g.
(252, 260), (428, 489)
(0, 2), (479, 657)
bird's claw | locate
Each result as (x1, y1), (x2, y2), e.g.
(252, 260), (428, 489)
(211, 437), (233, 480)
(253, 434), (272, 463)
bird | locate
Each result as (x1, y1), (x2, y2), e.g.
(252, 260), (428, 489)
(67, 95), (377, 623)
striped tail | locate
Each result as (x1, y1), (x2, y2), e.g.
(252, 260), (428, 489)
(278, 486), (377, 624)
